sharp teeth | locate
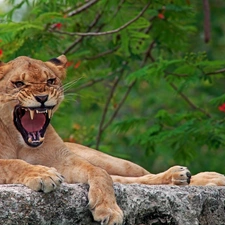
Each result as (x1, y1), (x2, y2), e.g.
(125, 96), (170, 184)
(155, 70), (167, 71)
(36, 109), (47, 113)
(28, 137), (32, 143)
(47, 109), (52, 119)
(29, 110), (34, 120)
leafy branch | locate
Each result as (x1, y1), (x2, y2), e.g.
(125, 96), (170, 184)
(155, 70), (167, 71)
(95, 36), (156, 148)
(63, 12), (103, 54)
(54, 2), (151, 37)
(169, 82), (211, 118)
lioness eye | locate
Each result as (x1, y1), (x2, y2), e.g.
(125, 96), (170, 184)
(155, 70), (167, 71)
(47, 78), (56, 85)
(13, 81), (25, 88)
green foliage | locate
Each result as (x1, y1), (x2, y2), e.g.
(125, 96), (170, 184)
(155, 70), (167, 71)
(1, 0), (225, 174)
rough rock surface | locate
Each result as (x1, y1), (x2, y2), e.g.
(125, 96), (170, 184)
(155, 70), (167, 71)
(0, 183), (225, 225)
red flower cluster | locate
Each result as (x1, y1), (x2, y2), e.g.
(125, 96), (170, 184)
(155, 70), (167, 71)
(74, 61), (81, 69)
(158, 6), (166, 19)
(66, 61), (81, 69)
(0, 49), (3, 56)
(158, 13), (165, 19)
(53, 23), (62, 30)
(218, 103), (225, 112)
(66, 61), (73, 67)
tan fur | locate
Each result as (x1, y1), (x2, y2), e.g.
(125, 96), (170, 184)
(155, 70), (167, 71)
(0, 55), (224, 225)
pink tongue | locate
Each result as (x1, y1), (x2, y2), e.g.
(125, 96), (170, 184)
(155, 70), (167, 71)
(21, 111), (46, 132)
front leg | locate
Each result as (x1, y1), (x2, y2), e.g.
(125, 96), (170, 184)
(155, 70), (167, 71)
(0, 159), (63, 193)
(53, 153), (123, 225)
(111, 165), (191, 185)
(190, 172), (225, 186)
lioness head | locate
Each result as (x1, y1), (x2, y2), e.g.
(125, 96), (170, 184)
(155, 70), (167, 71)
(0, 55), (67, 147)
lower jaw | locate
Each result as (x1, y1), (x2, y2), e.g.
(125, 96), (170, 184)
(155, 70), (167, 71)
(27, 131), (45, 146)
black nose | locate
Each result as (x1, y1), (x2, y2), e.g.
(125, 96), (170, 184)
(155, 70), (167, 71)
(35, 95), (48, 103)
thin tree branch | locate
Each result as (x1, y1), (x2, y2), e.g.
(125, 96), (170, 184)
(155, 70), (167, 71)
(169, 82), (211, 118)
(67, 0), (99, 17)
(205, 68), (225, 76)
(112, 0), (126, 18)
(63, 37), (82, 55)
(63, 12), (102, 55)
(102, 80), (136, 131)
(203, 0), (211, 43)
(65, 3), (152, 148)
(164, 71), (188, 77)
(84, 46), (120, 60)
(95, 38), (156, 147)
(102, 40), (155, 129)
(66, 65), (128, 94)
(96, 76), (122, 149)
(164, 67), (225, 78)
(142, 40), (155, 65)
(54, 2), (151, 37)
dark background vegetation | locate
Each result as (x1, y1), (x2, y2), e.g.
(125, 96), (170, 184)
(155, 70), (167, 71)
(1, 0), (225, 174)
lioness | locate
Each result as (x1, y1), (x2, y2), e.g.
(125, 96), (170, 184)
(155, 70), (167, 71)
(0, 55), (224, 225)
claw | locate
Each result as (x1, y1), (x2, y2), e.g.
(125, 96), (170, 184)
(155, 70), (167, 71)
(101, 216), (109, 225)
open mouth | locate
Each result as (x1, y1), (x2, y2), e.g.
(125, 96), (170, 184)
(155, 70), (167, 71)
(13, 105), (54, 147)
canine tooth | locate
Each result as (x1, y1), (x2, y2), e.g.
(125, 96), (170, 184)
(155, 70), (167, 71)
(48, 109), (52, 118)
(29, 110), (34, 120)
(28, 137), (32, 143)
(39, 137), (45, 142)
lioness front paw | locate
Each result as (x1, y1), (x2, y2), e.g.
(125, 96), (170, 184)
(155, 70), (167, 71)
(21, 165), (64, 193)
(92, 203), (123, 225)
(88, 188), (123, 225)
(191, 172), (225, 186)
(167, 165), (191, 185)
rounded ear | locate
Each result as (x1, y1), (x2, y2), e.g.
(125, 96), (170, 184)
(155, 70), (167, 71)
(45, 55), (68, 80)
(0, 61), (8, 80)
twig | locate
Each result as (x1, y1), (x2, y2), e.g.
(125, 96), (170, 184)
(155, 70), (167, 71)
(54, 2), (151, 37)
(67, 0), (99, 17)
(169, 82), (211, 118)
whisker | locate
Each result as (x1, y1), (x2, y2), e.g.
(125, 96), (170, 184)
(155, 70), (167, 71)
(63, 94), (79, 99)
(60, 77), (83, 92)
(62, 80), (77, 89)
(62, 97), (78, 103)
(64, 92), (79, 96)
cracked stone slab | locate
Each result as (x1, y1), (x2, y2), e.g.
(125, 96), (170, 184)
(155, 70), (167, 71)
(0, 183), (225, 225)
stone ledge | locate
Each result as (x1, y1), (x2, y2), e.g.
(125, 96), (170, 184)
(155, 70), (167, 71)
(0, 183), (225, 225)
